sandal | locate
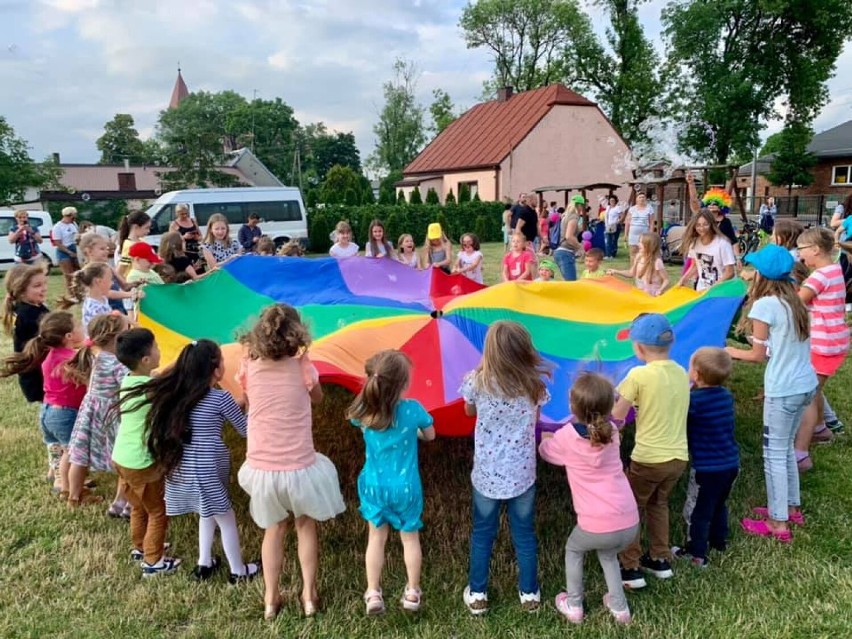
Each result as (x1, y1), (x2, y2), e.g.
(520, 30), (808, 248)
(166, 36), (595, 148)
(264, 597), (282, 621)
(120, 503), (132, 519)
(302, 597), (319, 617)
(751, 507), (805, 526)
(68, 493), (105, 508)
(400, 587), (422, 612)
(228, 560), (261, 584)
(741, 518), (792, 543)
(193, 555), (222, 581)
(364, 589), (385, 615)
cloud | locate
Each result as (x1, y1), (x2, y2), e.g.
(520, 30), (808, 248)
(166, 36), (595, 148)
(1, 0), (849, 168)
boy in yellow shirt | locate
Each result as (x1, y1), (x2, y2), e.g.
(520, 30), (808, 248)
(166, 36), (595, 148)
(611, 313), (689, 590)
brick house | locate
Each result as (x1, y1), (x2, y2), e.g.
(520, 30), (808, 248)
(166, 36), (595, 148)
(399, 84), (632, 205)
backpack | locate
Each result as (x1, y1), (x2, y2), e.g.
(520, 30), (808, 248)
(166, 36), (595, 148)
(548, 215), (562, 250)
(13, 225), (38, 261)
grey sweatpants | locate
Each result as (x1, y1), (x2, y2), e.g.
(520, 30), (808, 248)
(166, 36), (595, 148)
(564, 523), (639, 612)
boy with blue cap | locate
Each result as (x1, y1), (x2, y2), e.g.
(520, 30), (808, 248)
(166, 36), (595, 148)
(611, 313), (690, 589)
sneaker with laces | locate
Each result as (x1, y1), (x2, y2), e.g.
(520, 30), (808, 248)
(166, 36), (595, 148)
(620, 567), (646, 590)
(141, 556), (181, 578)
(463, 586), (488, 615)
(554, 592), (583, 623)
(827, 419), (845, 434)
(603, 593), (631, 625)
(640, 554), (673, 579)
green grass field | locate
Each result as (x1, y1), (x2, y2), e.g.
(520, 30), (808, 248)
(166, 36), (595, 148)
(1, 243), (851, 638)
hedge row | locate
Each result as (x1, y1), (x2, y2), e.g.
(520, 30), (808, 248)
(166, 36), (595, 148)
(307, 202), (506, 253)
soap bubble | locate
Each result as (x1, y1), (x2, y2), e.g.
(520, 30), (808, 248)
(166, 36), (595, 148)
(81, 193), (91, 202)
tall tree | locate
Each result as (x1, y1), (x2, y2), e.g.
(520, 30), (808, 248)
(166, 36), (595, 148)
(0, 117), (61, 205)
(227, 97), (299, 182)
(369, 58), (426, 174)
(570, 0), (660, 146)
(459, 0), (593, 93)
(300, 123), (361, 183)
(319, 164), (364, 205)
(766, 121), (816, 197)
(96, 114), (144, 164)
(662, 0), (852, 165)
(429, 89), (457, 136)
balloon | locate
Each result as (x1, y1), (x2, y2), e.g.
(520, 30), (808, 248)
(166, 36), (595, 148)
(581, 231), (593, 240)
(582, 240), (592, 251)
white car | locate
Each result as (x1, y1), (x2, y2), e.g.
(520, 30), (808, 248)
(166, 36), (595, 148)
(0, 209), (55, 272)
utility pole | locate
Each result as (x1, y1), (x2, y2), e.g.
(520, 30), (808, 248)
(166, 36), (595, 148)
(251, 89), (258, 153)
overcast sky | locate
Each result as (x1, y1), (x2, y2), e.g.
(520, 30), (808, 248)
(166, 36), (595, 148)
(2, 0), (850, 166)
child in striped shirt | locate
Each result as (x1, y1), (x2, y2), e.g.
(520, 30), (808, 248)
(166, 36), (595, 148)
(795, 227), (849, 468)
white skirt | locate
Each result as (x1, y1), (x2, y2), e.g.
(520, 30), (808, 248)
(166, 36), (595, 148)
(238, 453), (345, 529)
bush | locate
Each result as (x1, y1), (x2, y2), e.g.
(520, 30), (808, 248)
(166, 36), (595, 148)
(445, 189), (456, 204)
(425, 188), (440, 205)
(458, 183), (471, 203)
(409, 188), (423, 204)
(396, 190), (407, 205)
(307, 201), (506, 250)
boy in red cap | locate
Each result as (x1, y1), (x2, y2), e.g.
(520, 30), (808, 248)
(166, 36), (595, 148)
(127, 242), (164, 286)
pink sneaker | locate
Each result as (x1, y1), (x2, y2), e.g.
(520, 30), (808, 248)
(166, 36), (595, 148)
(603, 593), (632, 625)
(751, 507), (805, 526)
(741, 518), (792, 543)
(554, 592), (584, 624)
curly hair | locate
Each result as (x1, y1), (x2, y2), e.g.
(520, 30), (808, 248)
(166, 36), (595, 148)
(240, 303), (311, 361)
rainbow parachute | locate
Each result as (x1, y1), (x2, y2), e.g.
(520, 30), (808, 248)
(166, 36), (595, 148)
(138, 256), (746, 436)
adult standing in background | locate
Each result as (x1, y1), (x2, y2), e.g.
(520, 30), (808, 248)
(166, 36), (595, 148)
(603, 195), (624, 260)
(511, 194), (539, 247)
(169, 203), (202, 266)
(553, 202), (582, 281)
(53, 207), (80, 293)
(7, 210), (43, 266)
(830, 194), (852, 230)
(758, 197), (777, 234)
(239, 214), (263, 253)
(624, 192), (655, 265)
(502, 202), (512, 249)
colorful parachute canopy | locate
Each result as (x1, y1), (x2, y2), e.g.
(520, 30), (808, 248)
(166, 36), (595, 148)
(138, 256), (746, 436)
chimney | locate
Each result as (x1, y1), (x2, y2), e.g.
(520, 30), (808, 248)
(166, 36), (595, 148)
(52, 152), (60, 164)
(497, 86), (514, 102)
(124, 158), (130, 171)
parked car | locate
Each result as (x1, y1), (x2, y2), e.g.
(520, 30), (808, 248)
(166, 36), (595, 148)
(145, 187), (308, 250)
(0, 209), (55, 272)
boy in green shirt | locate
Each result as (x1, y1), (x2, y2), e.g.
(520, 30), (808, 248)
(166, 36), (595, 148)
(112, 328), (181, 577)
(611, 313), (689, 590)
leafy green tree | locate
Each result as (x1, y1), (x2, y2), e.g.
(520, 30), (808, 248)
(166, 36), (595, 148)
(662, 0), (852, 164)
(320, 165), (363, 205)
(409, 187), (423, 204)
(472, 191), (481, 202)
(766, 121), (817, 197)
(458, 182), (471, 203)
(445, 188), (456, 204)
(429, 89), (457, 135)
(396, 189), (407, 205)
(96, 114), (144, 164)
(227, 97), (299, 182)
(0, 117), (61, 205)
(425, 187), (440, 205)
(759, 132), (785, 158)
(297, 123), (362, 184)
(369, 58), (427, 173)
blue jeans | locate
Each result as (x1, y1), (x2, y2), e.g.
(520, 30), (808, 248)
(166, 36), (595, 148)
(605, 229), (620, 258)
(469, 485), (538, 595)
(553, 248), (577, 281)
(764, 391), (814, 521)
(39, 404), (77, 447)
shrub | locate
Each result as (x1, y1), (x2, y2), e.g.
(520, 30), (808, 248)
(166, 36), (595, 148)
(409, 188), (423, 205)
(458, 183), (471, 203)
(425, 188), (440, 205)
(396, 189), (407, 205)
(445, 189), (456, 204)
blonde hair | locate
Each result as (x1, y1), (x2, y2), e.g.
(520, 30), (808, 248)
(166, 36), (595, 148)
(737, 274), (809, 341)
(61, 206), (77, 218)
(58, 262), (110, 308)
(203, 213), (232, 245)
(240, 303), (311, 361)
(797, 226), (834, 255)
(681, 210), (723, 254)
(2, 264), (47, 335)
(257, 236), (275, 255)
(690, 347), (732, 386)
(277, 240), (304, 257)
(569, 373), (615, 446)
(77, 232), (109, 265)
(157, 231), (185, 263)
(335, 220), (352, 236)
(346, 350), (411, 431)
(473, 321), (550, 404)
(636, 232), (662, 284)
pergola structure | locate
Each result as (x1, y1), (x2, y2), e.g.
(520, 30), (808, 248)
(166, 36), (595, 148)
(531, 182), (622, 208)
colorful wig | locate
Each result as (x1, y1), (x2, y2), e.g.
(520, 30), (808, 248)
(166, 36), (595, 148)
(702, 188), (732, 214)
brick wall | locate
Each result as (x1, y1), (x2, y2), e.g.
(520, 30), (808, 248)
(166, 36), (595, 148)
(737, 156), (852, 199)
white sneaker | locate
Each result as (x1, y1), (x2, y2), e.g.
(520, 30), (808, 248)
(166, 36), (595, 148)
(463, 585), (488, 615)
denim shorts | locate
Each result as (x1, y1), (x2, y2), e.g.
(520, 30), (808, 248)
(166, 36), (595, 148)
(40, 404), (78, 446)
(56, 244), (77, 263)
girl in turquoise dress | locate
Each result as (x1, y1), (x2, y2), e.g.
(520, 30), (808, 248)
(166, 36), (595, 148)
(347, 350), (435, 616)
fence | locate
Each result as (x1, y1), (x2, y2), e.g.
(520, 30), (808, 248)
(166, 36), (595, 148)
(739, 195), (840, 226)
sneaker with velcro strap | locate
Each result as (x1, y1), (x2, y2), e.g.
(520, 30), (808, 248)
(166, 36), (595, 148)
(141, 556), (181, 578)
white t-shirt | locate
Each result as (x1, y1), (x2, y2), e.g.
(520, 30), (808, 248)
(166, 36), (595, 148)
(627, 205), (653, 244)
(364, 241), (394, 258)
(458, 250), (484, 284)
(329, 242), (359, 258)
(604, 205), (623, 231)
(397, 252), (419, 268)
(53, 220), (78, 247)
(688, 235), (736, 291)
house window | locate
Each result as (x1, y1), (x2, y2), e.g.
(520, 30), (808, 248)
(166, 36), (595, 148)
(832, 165), (852, 185)
(459, 181), (478, 198)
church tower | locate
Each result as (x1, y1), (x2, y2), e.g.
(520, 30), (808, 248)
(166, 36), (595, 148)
(169, 67), (189, 109)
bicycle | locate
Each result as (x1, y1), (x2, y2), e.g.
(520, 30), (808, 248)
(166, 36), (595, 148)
(737, 221), (761, 257)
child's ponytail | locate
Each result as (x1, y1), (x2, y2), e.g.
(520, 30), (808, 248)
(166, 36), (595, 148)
(58, 262), (109, 310)
(569, 373), (616, 448)
(346, 350), (411, 431)
(0, 311), (75, 378)
(63, 313), (127, 386)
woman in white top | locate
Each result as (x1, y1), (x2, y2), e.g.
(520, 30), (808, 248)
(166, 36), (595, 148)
(53, 206), (80, 293)
(624, 192), (655, 265)
(676, 210), (736, 291)
(602, 195), (624, 259)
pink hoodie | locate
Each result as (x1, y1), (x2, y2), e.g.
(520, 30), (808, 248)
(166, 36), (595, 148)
(539, 424), (638, 534)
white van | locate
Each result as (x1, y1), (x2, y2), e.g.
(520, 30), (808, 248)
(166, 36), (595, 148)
(145, 188), (308, 249)
(0, 209), (55, 272)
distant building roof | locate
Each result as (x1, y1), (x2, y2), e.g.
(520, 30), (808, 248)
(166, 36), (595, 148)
(807, 119), (852, 158)
(52, 164), (250, 194)
(169, 69), (189, 110)
(404, 84), (596, 175)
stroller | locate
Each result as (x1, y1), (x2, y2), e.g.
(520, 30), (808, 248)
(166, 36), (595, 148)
(661, 224), (685, 264)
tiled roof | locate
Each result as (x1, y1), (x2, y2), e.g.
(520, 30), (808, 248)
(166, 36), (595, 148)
(404, 84), (595, 175)
(53, 165), (250, 192)
(169, 70), (189, 110)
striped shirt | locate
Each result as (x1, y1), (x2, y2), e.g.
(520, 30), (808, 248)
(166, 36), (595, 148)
(803, 264), (849, 356)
